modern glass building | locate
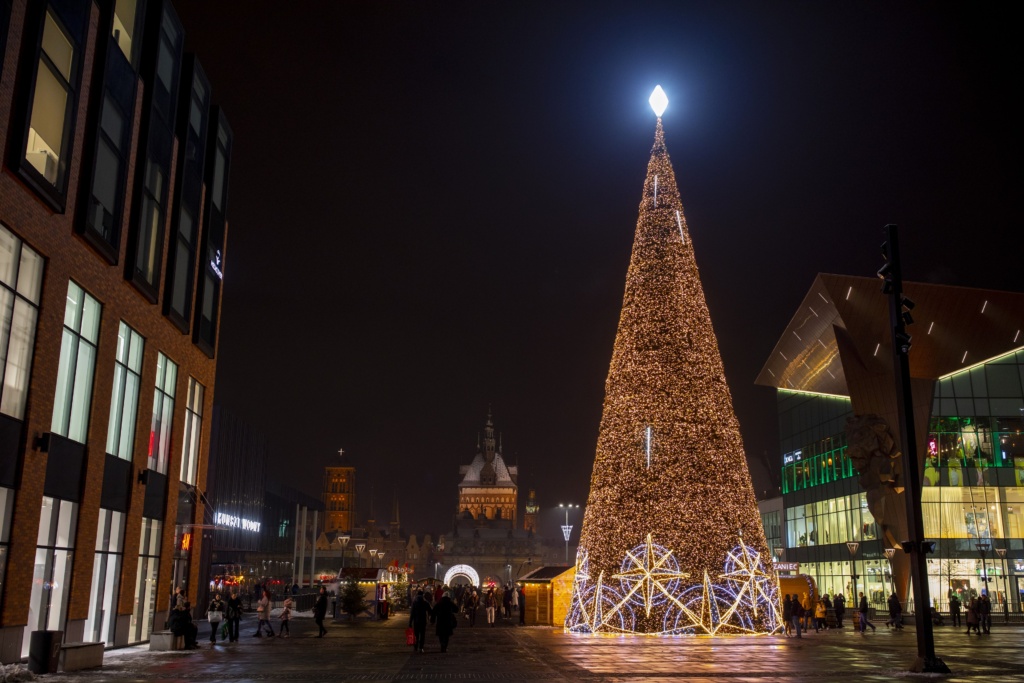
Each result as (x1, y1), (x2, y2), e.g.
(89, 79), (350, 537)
(758, 274), (1023, 614)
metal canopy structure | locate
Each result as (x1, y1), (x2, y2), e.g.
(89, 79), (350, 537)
(756, 273), (1024, 393)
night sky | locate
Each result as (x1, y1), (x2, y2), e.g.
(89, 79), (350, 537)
(172, 1), (1020, 538)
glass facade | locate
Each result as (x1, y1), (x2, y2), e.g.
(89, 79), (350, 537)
(777, 348), (1024, 613)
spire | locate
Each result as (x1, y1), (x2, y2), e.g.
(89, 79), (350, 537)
(568, 94), (775, 635)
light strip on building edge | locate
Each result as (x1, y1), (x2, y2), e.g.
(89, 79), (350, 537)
(845, 286), (852, 300)
(779, 388), (851, 400)
(981, 300), (988, 313)
(937, 348), (1024, 378)
(675, 211), (685, 244)
(793, 331), (802, 341)
(809, 306), (818, 317)
(873, 343), (880, 356)
(818, 293), (829, 304)
(1016, 330), (1021, 343)
(938, 346), (1024, 380)
(927, 322), (934, 335)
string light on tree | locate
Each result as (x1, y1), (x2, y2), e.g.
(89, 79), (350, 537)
(566, 86), (779, 635)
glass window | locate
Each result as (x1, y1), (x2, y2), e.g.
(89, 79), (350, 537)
(85, 508), (125, 644)
(24, 497), (78, 657)
(51, 282), (101, 443)
(129, 517), (161, 643)
(179, 377), (203, 484)
(168, 207), (195, 321)
(134, 161), (164, 287)
(0, 226), (44, 418)
(24, 10), (76, 188)
(148, 353), (177, 474)
(0, 487), (14, 603)
(106, 322), (144, 460)
(111, 0), (138, 63)
(85, 96), (128, 245)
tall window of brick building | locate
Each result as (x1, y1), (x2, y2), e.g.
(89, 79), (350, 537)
(84, 96), (130, 248)
(106, 322), (144, 460)
(24, 497), (79, 657)
(0, 224), (45, 418)
(51, 281), (102, 443)
(111, 0), (140, 64)
(179, 377), (204, 485)
(0, 487), (13, 608)
(148, 353), (177, 474)
(85, 508), (125, 644)
(129, 517), (161, 643)
(23, 9), (78, 190)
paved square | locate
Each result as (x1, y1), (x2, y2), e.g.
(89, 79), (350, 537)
(38, 613), (1024, 682)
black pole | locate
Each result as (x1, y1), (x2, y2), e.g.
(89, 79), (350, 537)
(880, 225), (949, 673)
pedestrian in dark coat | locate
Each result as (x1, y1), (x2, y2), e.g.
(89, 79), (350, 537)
(408, 591), (433, 652)
(432, 592), (458, 653)
(833, 593), (846, 628)
(314, 586), (329, 637)
(206, 592), (225, 643)
(782, 595), (793, 637)
(949, 594), (961, 628)
(226, 589), (243, 642)
(858, 593), (876, 633)
(965, 597), (980, 634)
(169, 602), (199, 649)
(885, 592), (903, 629)
(979, 592), (992, 634)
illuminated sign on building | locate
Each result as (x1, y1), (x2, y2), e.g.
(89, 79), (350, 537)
(211, 249), (224, 280)
(774, 561), (799, 572)
(215, 512), (261, 532)
(180, 532), (192, 552)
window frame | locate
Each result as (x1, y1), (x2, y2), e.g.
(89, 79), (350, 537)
(105, 321), (144, 460)
(0, 224), (45, 420)
(51, 281), (102, 444)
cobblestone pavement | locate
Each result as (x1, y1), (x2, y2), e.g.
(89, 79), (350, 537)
(35, 613), (1024, 682)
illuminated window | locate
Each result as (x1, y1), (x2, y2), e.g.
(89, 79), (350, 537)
(51, 282), (101, 443)
(147, 353), (177, 474)
(0, 225), (44, 419)
(24, 10), (77, 189)
(24, 497), (78, 657)
(129, 517), (161, 643)
(85, 508), (125, 644)
(111, 0), (138, 63)
(106, 322), (144, 460)
(0, 487), (14, 611)
(179, 378), (204, 485)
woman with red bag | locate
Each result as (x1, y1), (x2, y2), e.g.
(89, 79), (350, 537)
(408, 591), (433, 652)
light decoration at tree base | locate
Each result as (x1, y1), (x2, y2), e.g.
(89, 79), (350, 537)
(567, 532), (781, 635)
(568, 86), (780, 636)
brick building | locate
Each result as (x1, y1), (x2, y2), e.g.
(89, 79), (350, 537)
(0, 0), (231, 660)
(322, 465), (355, 534)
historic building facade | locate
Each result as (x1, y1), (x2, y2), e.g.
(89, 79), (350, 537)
(0, 0), (231, 659)
(456, 411), (517, 528)
(322, 465), (355, 534)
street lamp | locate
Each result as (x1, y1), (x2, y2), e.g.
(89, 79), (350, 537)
(355, 543), (365, 568)
(976, 542), (990, 592)
(847, 541), (860, 602)
(435, 562), (441, 580)
(378, 551), (385, 570)
(516, 558), (533, 582)
(559, 503), (580, 565)
(884, 547), (896, 594)
(995, 548), (1008, 623)
(340, 535), (351, 573)
(774, 546), (784, 562)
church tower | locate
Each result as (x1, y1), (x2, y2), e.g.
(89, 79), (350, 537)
(457, 411), (518, 528)
(523, 489), (539, 534)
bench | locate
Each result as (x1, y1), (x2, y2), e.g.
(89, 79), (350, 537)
(59, 642), (104, 671)
(149, 631), (184, 651)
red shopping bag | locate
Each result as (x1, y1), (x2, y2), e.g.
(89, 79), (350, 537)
(405, 627), (415, 646)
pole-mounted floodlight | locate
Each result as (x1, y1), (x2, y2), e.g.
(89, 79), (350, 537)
(649, 85), (668, 117)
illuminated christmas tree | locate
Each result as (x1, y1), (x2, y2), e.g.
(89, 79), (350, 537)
(567, 87), (779, 635)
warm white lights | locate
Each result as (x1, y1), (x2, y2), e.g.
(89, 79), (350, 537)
(649, 85), (668, 117)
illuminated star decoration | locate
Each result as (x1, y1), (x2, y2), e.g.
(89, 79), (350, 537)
(612, 534), (689, 617)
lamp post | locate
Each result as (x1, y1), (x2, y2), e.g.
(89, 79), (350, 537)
(378, 551), (385, 570)
(976, 542), (990, 593)
(774, 546), (784, 562)
(559, 503), (579, 565)
(995, 548), (1008, 623)
(355, 543), (365, 568)
(435, 562), (441, 580)
(340, 535), (351, 574)
(516, 558), (533, 582)
(369, 549), (378, 571)
(884, 547), (896, 595)
(847, 541), (860, 602)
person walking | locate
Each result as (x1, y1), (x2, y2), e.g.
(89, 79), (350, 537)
(858, 592), (876, 633)
(833, 593), (846, 629)
(814, 597), (827, 632)
(206, 592), (225, 644)
(503, 584), (513, 620)
(226, 589), (242, 642)
(965, 596), (980, 634)
(949, 594), (962, 628)
(314, 586), (329, 637)
(466, 590), (478, 627)
(979, 591), (992, 634)
(279, 595), (293, 637)
(409, 590), (433, 652)
(254, 589), (275, 637)
(801, 593), (813, 632)
(885, 592), (903, 630)
(485, 588), (497, 626)
(791, 595), (803, 638)
(432, 591), (458, 653)
(782, 595), (793, 637)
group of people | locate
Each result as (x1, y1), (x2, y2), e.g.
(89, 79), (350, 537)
(781, 591), (897, 636)
(949, 592), (993, 635)
(407, 582), (527, 653)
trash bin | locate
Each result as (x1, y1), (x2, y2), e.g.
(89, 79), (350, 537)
(28, 630), (62, 674)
